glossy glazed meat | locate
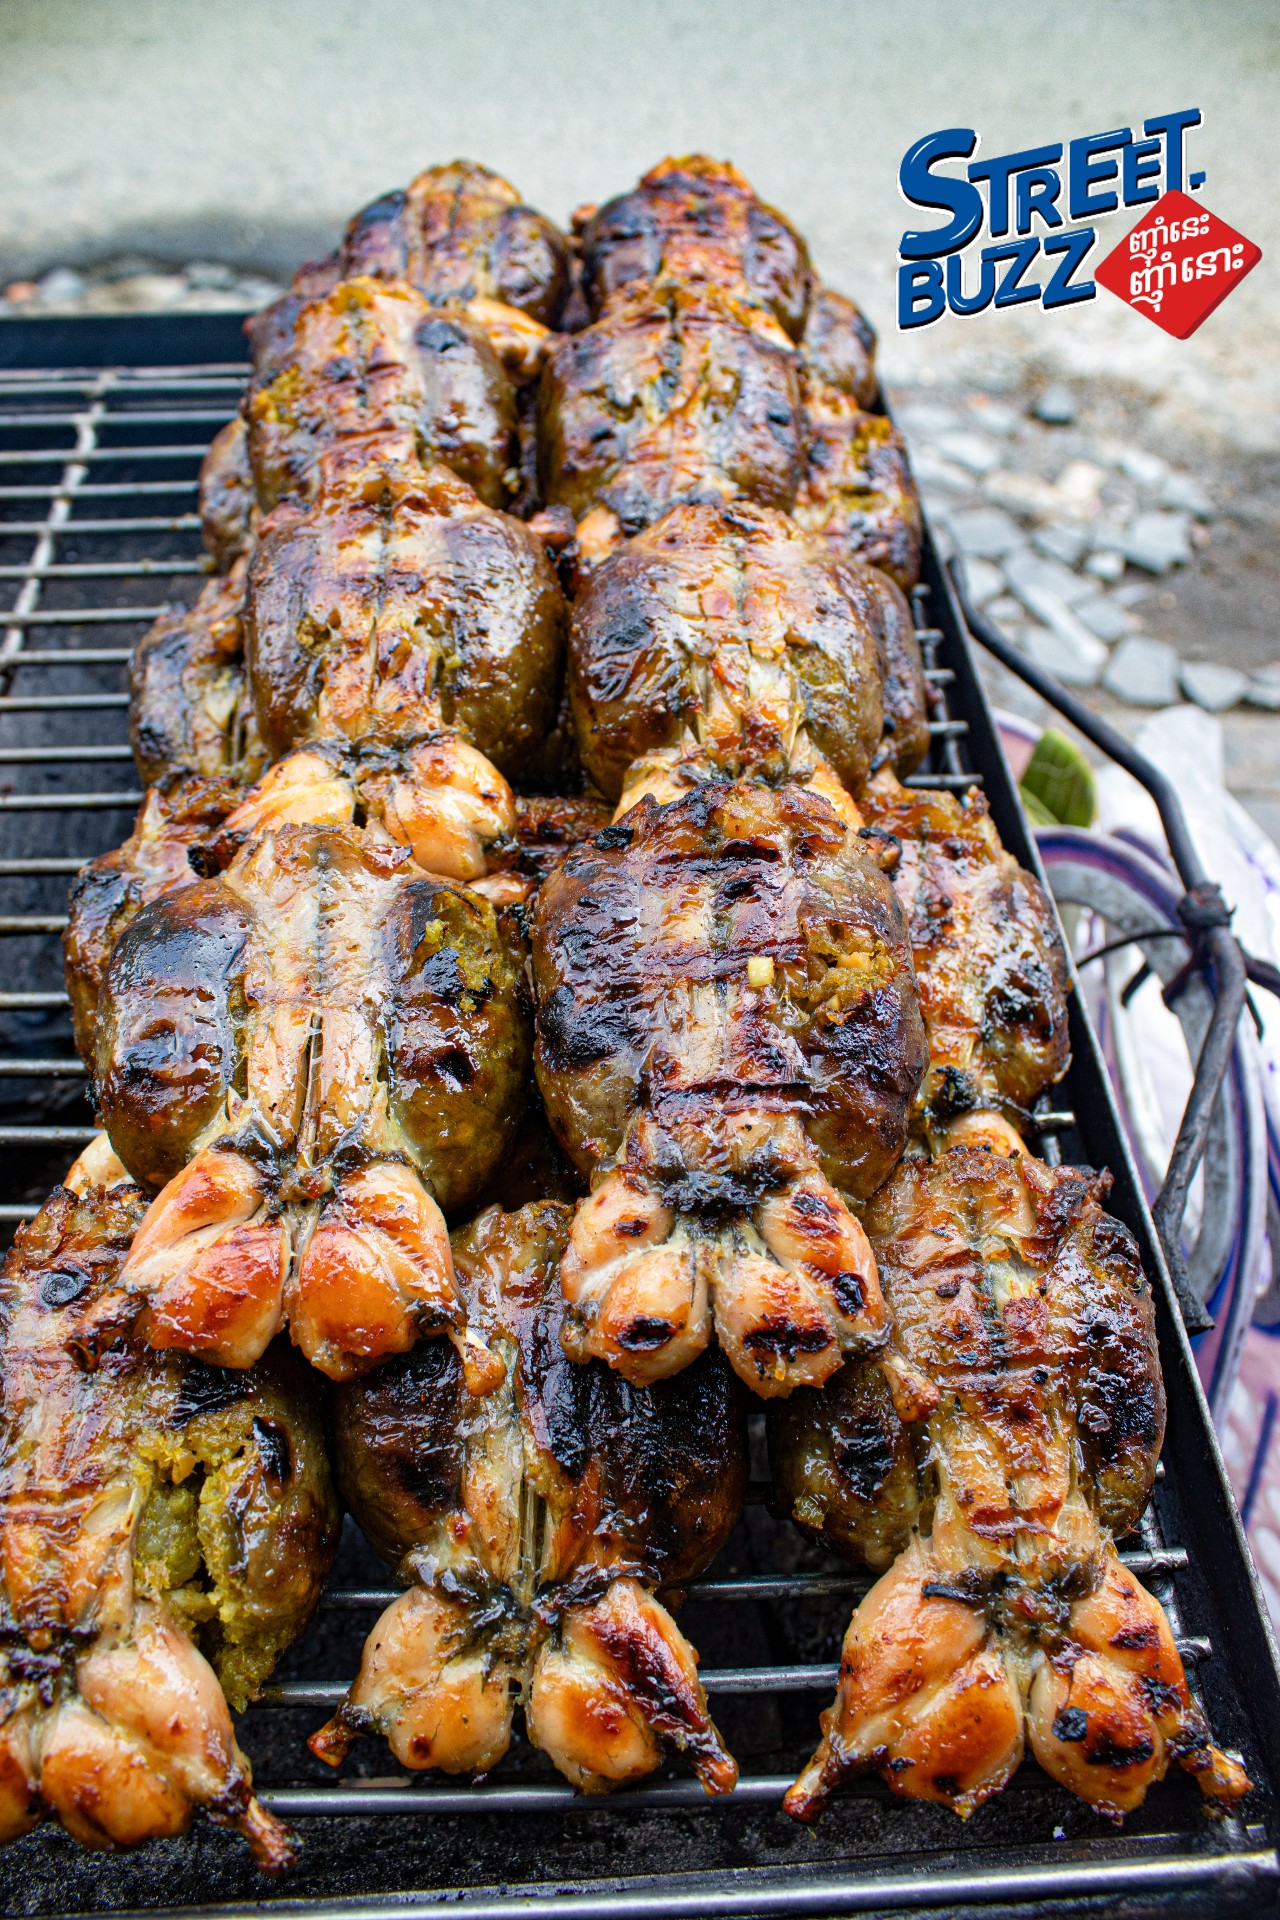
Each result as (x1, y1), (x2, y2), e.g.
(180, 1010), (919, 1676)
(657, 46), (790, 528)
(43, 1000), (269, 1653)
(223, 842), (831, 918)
(566, 499), (882, 808)
(313, 1201), (745, 1793)
(537, 282), (805, 562)
(794, 379), (922, 591)
(0, 1180), (338, 1865)
(245, 432), (564, 774)
(246, 277), (518, 515)
(772, 1144), (1248, 1822)
(532, 781), (926, 1396)
(801, 287), (878, 411)
(199, 418), (257, 571)
(64, 776), (244, 1059)
(576, 155), (813, 340)
(130, 559), (268, 788)
(859, 773), (1071, 1134)
(85, 811), (529, 1382)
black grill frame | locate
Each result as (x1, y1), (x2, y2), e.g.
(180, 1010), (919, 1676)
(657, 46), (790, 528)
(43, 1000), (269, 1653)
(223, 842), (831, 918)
(0, 311), (1278, 1919)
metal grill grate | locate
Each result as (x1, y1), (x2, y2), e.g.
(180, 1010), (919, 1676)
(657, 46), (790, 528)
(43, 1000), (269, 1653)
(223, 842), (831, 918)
(0, 322), (1278, 1919)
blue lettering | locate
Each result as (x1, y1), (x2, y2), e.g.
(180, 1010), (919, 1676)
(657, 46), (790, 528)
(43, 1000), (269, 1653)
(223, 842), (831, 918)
(986, 238), (1042, 307)
(1068, 128), (1131, 220)
(1122, 137), (1162, 206)
(1143, 108), (1202, 192)
(1015, 167), (1064, 234)
(1042, 228), (1096, 308)
(946, 252), (997, 315)
(898, 259), (947, 328)
(968, 143), (1062, 238)
(898, 128), (983, 259)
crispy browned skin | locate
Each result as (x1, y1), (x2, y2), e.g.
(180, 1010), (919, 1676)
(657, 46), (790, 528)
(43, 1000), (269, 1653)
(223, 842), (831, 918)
(532, 782), (926, 1397)
(537, 281), (805, 552)
(64, 776), (244, 1059)
(84, 815), (529, 1382)
(774, 1145), (1248, 1824)
(863, 568), (930, 776)
(130, 559), (268, 788)
(576, 155), (813, 340)
(801, 287), (878, 411)
(312, 1201), (744, 1794)
(794, 379), (922, 591)
(246, 277), (518, 514)
(245, 433), (564, 776)
(859, 773), (1071, 1133)
(199, 418), (258, 570)
(566, 499), (883, 805)
(0, 1181), (339, 1865)
(338, 161), (571, 329)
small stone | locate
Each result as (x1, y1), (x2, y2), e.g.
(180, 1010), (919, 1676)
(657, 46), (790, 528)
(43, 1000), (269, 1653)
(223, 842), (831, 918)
(898, 403), (962, 437)
(969, 400), (1018, 435)
(984, 469), (1064, 519)
(963, 557), (1005, 607)
(1033, 384), (1076, 425)
(1103, 635), (1181, 707)
(1074, 594), (1140, 643)
(1055, 459), (1107, 512)
(1245, 664), (1280, 711)
(910, 448), (977, 494)
(1089, 515), (1131, 554)
(1112, 581), (1152, 608)
(35, 266), (85, 303)
(1, 280), (38, 306)
(1084, 548), (1125, 583)
(936, 429), (1002, 476)
(986, 594), (1024, 625)
(1016, 616), (1107, 687)
(1159, 470), (1214, 519)
(1120, 447), (1169, 488)
(1179, 661), (1247, 712)
(1034, 521), (1090, 567)
(185, 261), (237, 290)
(949, 506), (1024, 559)
(1122, 510), (1192, 574)
(1004, 547), (1096, 609)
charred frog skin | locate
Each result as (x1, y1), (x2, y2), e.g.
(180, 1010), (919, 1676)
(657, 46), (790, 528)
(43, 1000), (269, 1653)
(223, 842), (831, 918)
(318, 1202), (746, 1795)
(0, 1181), (338, 1867)
(83, 819), (531, 1384)
(775, 1147), (1248, 1827)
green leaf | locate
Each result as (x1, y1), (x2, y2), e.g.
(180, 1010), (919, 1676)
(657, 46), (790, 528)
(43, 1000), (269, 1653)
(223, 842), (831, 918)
(1019, 728), (1096, 827)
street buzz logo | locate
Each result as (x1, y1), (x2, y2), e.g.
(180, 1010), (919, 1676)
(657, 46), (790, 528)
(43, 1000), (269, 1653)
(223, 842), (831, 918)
(897, 109), (1260, 339)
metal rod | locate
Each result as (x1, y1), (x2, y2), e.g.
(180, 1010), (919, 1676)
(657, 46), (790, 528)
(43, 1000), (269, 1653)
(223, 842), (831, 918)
(0, 693), (130, 711)
(0, 409), (234, 430)
(0, 559), (202, 580)
(0, 792), (142, 810)
(0, 745), (133, 763)
(0, 608), (167, 626)
(0, 445), (209, 466)
(0, 1058), (85, 1076)
(0, 516), (200, 536)
(0, 914), (69, 931)
(903, 770), (982, 790)
(0, 480), (200, 499)
(0, 649), (132, 664)
(0, 990), (70, 1005)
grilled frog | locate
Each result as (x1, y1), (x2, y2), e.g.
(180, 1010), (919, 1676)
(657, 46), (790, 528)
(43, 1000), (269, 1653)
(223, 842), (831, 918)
(312, 1200), (745, 1794)
(0, 1179), (338, 1866)
(772, 1143), (1250, 1823)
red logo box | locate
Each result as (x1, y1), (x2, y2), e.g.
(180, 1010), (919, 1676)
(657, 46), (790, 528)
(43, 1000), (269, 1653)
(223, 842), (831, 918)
(1095, 188), (1261, 339)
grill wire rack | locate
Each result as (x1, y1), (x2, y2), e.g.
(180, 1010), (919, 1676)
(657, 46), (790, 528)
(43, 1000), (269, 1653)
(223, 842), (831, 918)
(1, 315), (1279, 1920)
